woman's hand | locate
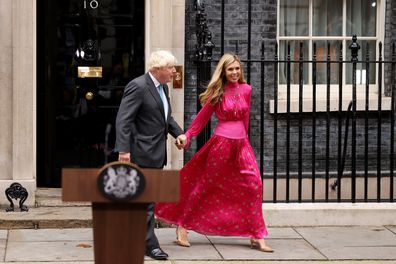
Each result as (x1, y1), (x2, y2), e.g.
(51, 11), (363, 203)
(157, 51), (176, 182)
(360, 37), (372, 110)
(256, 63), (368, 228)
(175, 134), (187, 150)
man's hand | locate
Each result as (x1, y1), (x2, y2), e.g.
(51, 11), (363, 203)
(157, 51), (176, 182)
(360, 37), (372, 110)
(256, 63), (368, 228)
(118, 152), (130, 162)
(175, 134), (187, 150)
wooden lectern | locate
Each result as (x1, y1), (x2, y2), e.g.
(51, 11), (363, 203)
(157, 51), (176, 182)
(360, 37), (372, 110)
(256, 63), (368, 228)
(62, 162), (179, 264)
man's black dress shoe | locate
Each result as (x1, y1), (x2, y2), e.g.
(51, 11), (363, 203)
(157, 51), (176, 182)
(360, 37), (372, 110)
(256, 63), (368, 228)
(145, 247), (169, 260)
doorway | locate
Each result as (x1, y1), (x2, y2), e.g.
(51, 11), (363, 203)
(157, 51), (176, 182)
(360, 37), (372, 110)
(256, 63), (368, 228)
(37, 0), (145, 187)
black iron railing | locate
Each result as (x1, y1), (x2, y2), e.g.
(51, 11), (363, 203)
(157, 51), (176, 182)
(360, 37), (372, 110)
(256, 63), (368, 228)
(193, 0), (395, 203)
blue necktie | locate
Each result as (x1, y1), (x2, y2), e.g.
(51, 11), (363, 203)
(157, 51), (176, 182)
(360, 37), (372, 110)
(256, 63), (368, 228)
(157, 85), (168, 119)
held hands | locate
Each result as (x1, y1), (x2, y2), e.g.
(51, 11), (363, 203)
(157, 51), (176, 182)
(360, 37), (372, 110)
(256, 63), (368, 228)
(175, 134), (187, 150)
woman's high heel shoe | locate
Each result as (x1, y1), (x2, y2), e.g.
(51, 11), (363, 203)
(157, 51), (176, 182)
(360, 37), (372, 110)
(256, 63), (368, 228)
(175, 226), (190, 247)
(250, 238), (274, 253)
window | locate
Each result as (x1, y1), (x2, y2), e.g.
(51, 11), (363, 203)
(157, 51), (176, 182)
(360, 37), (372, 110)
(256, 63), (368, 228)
(273, 0), (389, 113)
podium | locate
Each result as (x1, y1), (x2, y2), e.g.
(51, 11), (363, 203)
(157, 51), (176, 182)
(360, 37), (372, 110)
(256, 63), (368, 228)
(62, 162), (179, 264)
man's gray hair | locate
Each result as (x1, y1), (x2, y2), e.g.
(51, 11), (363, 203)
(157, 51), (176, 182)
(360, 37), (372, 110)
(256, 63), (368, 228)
(148, 50), (177, 70)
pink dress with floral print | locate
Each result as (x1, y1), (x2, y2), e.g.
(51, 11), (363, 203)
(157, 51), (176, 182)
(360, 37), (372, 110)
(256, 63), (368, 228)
(155, 82), (268, 239)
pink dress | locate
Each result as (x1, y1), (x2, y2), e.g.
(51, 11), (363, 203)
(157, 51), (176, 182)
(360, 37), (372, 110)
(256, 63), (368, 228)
(155, 82), (268, 239)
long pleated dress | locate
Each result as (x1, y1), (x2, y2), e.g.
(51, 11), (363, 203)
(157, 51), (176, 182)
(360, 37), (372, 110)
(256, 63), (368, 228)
(155, 82), (268, 239)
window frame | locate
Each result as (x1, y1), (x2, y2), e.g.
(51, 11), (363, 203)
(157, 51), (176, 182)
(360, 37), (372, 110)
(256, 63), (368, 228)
(272, 0), (389, 113)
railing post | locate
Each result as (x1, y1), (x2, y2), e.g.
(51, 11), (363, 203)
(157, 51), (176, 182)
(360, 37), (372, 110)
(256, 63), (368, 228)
(312, 42), (317, 201)
(337, 43), (343, 202)
(195, 0), (215, 151)
(260, 42), (265, 180)
(377, 42), (383, 202)
(298, 42), (304, 202)
(349, 34), (360, 203)
(286, 42), (291, 203)
(326, 42), (331, 201)
(273, 42), (278, 203)
(364, 43), (370, 202)
(390, 42), (395, 202)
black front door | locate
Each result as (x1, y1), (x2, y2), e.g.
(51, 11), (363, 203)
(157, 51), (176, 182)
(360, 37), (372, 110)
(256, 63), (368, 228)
(37, 0), (145, 187)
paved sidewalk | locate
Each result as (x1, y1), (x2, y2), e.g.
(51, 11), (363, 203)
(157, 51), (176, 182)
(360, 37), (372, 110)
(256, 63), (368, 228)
(0, 189), (394, 263)
(0, 226), (395, 263)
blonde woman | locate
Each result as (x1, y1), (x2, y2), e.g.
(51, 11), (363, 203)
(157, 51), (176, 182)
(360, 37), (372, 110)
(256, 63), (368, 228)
(156, 53), (273, 252)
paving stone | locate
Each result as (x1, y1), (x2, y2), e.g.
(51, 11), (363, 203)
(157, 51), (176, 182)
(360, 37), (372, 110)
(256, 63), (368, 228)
(0, 231), (6, 262)
(144, 261), (172, 264)
(0, 262), (94, 264)
(8, 228), (92, 242)
(153, 228), (222, 260)
(1, 261), (395, 264)
(0, 231), (7, 240)
(2, 226), (396, 262)
(267, 227), (302, 239)
(207, 236), (325, 260)
(5, 241), (94, 262)
(387, 226), (396, 234)
(295, 226), (396, 260)
(0, 239), (6, 262)
(155, 228), (211, 245)
(173, 261), (396, 264)
(1, 257), (170, 263)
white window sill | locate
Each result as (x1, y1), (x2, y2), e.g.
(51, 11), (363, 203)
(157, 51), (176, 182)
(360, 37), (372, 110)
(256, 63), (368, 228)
(269, 97), (392, 113)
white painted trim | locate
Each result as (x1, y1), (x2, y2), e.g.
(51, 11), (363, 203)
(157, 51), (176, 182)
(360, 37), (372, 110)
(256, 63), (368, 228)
(33, 0), (37, 182)
(145, 0), (151, 71)
(270, 97), (391, 113)
(275, 0), (387, 113)
(264, 203), (396, 226)
(144, 0), (185, 169)
(263, 177), (396, 204)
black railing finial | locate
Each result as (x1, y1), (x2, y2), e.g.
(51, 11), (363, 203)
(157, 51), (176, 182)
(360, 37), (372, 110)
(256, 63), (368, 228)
(195, 0), (215, 61)
(379, 41), (383, 59)
(349, 34), (360, 62)
(313, 42), (317, 57)
(204, 32), (215, 60)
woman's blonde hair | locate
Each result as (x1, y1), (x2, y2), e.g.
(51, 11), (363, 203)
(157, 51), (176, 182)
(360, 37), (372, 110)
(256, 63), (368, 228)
(199, 53), (246, 105)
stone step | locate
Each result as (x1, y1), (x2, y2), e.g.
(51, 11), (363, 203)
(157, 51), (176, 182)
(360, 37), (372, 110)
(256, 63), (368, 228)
(35, 187), (90, 207)
(0, 206), (92, 229)
(0, 188), (91, 229)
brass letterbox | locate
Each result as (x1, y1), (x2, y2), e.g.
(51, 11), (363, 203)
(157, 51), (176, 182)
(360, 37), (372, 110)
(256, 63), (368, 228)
(78, 66), (103, 78)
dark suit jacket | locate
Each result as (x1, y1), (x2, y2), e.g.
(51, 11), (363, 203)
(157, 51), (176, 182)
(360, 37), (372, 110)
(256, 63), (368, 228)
(115, 73), (184, 168)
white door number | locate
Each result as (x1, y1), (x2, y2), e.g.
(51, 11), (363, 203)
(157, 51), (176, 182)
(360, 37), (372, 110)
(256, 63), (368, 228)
(84, 0), (99, 9)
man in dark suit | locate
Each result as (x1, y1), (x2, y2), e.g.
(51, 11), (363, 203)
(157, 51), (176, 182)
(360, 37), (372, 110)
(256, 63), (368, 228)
(115, 50), (186, 260)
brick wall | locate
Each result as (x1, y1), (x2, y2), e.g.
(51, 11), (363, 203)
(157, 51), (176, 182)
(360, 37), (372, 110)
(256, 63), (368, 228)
(385, 0), (396, 95)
